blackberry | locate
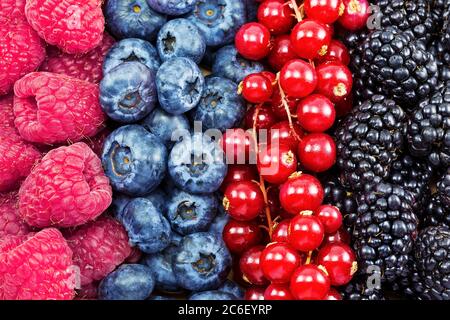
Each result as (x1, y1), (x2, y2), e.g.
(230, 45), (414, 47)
(352, 183), (419, 283)
(422, 194), (450, 228)
(407, 82), (450, 168)
(429, 39), (450, 82)
(353, 27), (438, 107)
(336, 95), (406, 192)
(438, 168), (450, 207)
(340, 275), (385, 300)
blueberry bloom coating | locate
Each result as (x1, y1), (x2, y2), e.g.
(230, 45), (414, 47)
(98, 264), (154, 300)
(102, 125), (167, 196)
(218, 280), (244, 299)
(190, 77), (245, 132)
(184, 0), (247, 47)
(172, 232), (232, 291)
(103, 38), (161, 75)
(208, 207), (229, 235)
(212, 45), (264, 83)
(141, 108), (190, 146)
(142, 245), (180, 292)
(189, 290), (237, 300)
(105, 0), (167, 41)
(121, 198), (172, 254)
(147, 0), (197, 16)
(156, 57), (205, 115)
(157, 18), (206, 64)
(111, 188), (167, 220)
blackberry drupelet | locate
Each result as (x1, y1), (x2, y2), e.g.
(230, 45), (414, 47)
(407, 82), (450, 168)
(336, 95), (406, 192)
(422, 194), (450, 228)
(352, 183), (419, 283)
(438, 168), (450, 207)
(429, 39), (450, 82)
(340, 276), (385, 300)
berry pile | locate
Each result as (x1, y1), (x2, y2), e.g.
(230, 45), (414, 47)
(0, 0), (449, 301)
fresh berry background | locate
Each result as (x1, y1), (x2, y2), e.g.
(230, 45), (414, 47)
(0, 0), (449, 301)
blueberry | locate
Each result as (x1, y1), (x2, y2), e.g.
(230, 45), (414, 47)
(121, 198), (172, 253)
(212, 45), (264, 83)
(149, 295), (174, 300)
(168, 134), (227, 194)
(171, 232), (184, 246)
(147, 0), (196, 16)
(184, 0), (246, 47)
(201, 47), (216, 69)
(217, 280), (244, 299)
(103, 38), (161, 75)
(141, 108), (190, 146)
(142, 245), (180, 292)
(105, 0), (167, 41)
(111, 188), (167, 219)
(172, 232), (232, 291)
(98, 264), (154, 300)
(156, 57), (205, 115)
(166, 189), (217, 235)
(190, 77), (245, 132)
(189, 290), (237, 300)
(102, 125), (168, 196)
(100, 62), (156, 123)
(244, 0), (258, 22)
(157, 19), (206, 64)
(208, 200), (229, 235)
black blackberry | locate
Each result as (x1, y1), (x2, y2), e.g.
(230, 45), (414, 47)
(336, 95), (406, 192)
(353, 26), (438, 107)
(429, 39), (450, 82)
(438, 168), (450, 207)
(352, 183), (419, 283)
(422, 194), (450, 228)
(340, 275), (385, 300)
(407, 82), (450, 168)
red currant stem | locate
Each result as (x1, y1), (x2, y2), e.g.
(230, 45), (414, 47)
(275, 73), (302, 142)
(290, 0), (303, 22)
(305, 251), (313, 264)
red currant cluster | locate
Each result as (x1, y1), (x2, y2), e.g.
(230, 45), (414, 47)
(220, 0), (370, 300)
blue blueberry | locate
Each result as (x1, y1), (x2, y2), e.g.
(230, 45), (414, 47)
(100, 62), (156, 123)
(121, 198), (172, 254)
(201, 47), (216, 69)
(141, 108), (190, 146)
(156, 57), (205, 115)
(103, 38), (161, 75)
(149, 295), (174, 300)
(218, 280), (244, 299)
(98, 264), (154, 300)
(142, 245), (180, 292)
(190, 77), (245, 132)
(189, 290), (237, 300)
(166, 189), (217, 235)
(147, 0), (196, 16)
(157, 19), (206, 64)
(170, 232), (184, 246)
(208, 201), (229, 235)
(102, 125), (168, 196)
(212, 45), (264, 83)
(184, 0), (246, 47)
(244, 0), (258, 22)
(105, 0), (167, 41)
(172, 232), (232, 291)
(111, 188), (167, 219)
(168, 134), (227, 194)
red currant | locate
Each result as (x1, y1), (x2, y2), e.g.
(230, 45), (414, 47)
(338, 0), (370, 31)
(324, 288), (342, 300)
(221, 128), (253, 164)
(317, 242), (357, 286)
(241, 73), (274, 104)
(297, 133), (336, 172)
(260, 71), (277, 84)
(240, 246), (269, 286)
(264, 284), (294, 300)
(245, 287), (266, 300)
(297, 94), (336, 133)
(279, 172), (324, 214)
(267, 35), (298, 71)
(304, 0), (344, 24)
(257, 0), (295, 35)
(272, 219), (290, 243)
(269, 121), (304, 150)
(289, 213), (325, 252)
(223, 219), (262, 254)
(260, 242), (302, 283)
(280, 59), (317, 98)
(245, 105), (277, 130)
(314, 205), (343, 234)
(221, 165), (257, 192)
(257, 144), (297, 185)
(315, 61), (353, 103)
(315, 39), (350, 65)
(270, 88), (298, 120)
(291, 19), (332, 60)
(290, 264), (330, 300)
(334, 94), (353, 117)
(235, 22), (271, 61)
(224, 181), (265, 221)
(323, 228), (351, 245)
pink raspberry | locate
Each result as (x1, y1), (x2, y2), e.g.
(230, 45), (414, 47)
(13, 72), (106, 144)
(0, 0), (26, 22)
(83, 127), (111, 158)
(0, 17), (46, 95)
(25, 0), (105, 54)
(0, 95), (17, 134)
(18, 142), (112, 228)
(40, 33), (115, 84)
(0, 132), (41, 193)
(0, 191), (30, 237)
(0, 228), (75, 300)
(65, 217), (132, 286)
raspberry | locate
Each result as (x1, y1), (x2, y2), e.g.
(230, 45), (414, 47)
(0, 17), (46, 95)
(0, 191), (29, 237)
(18, 142), (112, 228)
(0, 95), (17, 134)
(40, 33), (115, 84)
(0, 0), (26, 22)
(82, 127), (111, 157)
(65, 217), (132, 286)
(0, 132), (41, 192)
(25, 0), (105, 54)
(0, 228), (75, 300)
(13, 72), (106, 144)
